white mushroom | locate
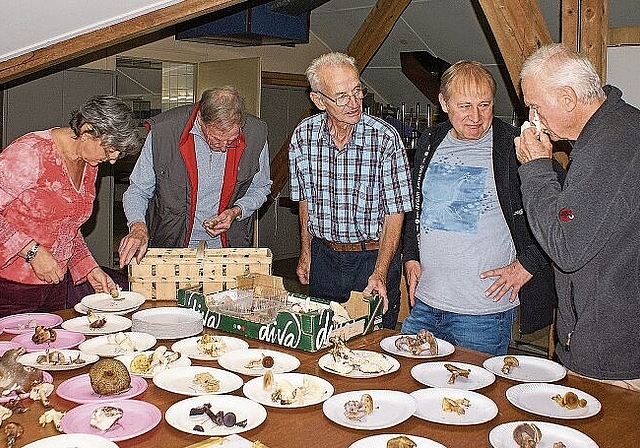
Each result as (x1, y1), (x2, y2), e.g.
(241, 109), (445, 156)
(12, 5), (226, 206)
(0, 406), (12, 427)
(29, 383), (54, 407)
(38, 409), (65, 431)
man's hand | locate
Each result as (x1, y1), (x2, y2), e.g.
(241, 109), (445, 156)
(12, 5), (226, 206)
(118, 221), (149, 268)
(203, 206), (241, 237)
(87, 267), (117, 294)
(29, 246), (64, 284)
(295, 252), (311, 285)
(363, 270), (388, 313)
(515, 127), (553, 163)
(404, 260), (422, 307)
(480, 260), (533, 302)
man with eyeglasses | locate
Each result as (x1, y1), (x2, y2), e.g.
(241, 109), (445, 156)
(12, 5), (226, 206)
(401, 60), (558, 355)
(118, 87), (271, 267)
(289, 52), (413, 329)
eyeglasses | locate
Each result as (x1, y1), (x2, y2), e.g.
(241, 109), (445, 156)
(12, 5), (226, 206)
(316, 87), (367, 107)
(198, 119), (241, 151)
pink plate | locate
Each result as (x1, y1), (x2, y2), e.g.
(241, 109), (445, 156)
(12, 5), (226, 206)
(60, 399), (161, 442)
(11, 330), (85, 352)
(0, 313), (63, 335)
(56, 374), (148, 404)
(0, 341), (22, 356)
(0, 371), (53, 404)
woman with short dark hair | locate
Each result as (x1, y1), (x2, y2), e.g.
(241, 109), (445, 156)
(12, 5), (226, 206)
(0, 95), (143, 317)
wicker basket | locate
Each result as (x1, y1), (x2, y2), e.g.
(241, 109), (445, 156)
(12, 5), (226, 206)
(128, 243), (272, 300)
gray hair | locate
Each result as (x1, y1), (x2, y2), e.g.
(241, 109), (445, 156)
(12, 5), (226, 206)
(520, 43), (605, 104)
(199, 86), (246, 131)
(440, 60), (496, 102)
(69, 95), (143, 157)
(305, 52), (359, 92)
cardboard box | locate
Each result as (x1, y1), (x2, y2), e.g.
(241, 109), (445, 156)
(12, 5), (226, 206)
(129, 247), (272, 300)
(177, 274), (384, 352)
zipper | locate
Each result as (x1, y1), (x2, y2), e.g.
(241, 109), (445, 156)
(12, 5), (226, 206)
(565, 280), (578, 350)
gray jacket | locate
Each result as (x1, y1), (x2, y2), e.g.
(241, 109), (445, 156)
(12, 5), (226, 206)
(519, 85), (640, 380)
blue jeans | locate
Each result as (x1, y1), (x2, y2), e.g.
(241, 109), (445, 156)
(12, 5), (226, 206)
(309, 238), (401, 329)
(401, 300), (517, 355)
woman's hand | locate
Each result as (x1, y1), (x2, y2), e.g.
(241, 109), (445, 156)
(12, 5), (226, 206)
(87, 267), (117, 294)
(29, 247), (64, 284)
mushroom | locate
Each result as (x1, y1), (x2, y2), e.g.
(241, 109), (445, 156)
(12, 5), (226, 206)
(501, 356), (520, 374)
(29, 382), (54, 407)
(441, 397), (471, 415)
(551, 391), (587, 409)
(444, 363), (471, 384)
(4, 422), (23, 448)
(512, 422), (542, 448)
(0, 407), (11, 428)
(39, 409), (65, 431)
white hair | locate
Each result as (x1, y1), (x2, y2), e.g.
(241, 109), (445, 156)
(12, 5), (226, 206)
(520, 43), (605, 104)
(305, 52), (358, 91)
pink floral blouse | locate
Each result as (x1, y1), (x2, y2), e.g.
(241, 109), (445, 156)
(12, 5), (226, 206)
(0, 129), (99, 284)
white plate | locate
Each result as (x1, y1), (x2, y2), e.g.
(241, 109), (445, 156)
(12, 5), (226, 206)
(131, 307), (203, 339)
(483, 355), (566, 382)
(349, 433), (448, 448)
(489, 421), (599, 448)
(410, 387), (498, 425)
(62, 315), (132, 335)
(506, 383), (601, 419)
(115, 349), (192, 378)
(380, 335), (455, 359)
(23, 433), (119, 448)
(322, 390), (416, 430)
(318, 350), (400, 378)
(217, 348), (300, 376)
(165, 394), (267, 436)
(81, 291), (146, 312)
(171, 335), (249, 361)
(17, 349), (99, 371)
(74, 302), (140, 316)
(153, 366), (244, 396)
(411, 362), (495, 390)
(78, 332), (157, 357)
(243, 373), (334, 408)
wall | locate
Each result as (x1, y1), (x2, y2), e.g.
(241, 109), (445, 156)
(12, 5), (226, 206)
(607, 46), (640, 108)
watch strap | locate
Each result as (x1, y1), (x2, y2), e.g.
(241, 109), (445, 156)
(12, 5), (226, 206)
(25, 243), (40, 263)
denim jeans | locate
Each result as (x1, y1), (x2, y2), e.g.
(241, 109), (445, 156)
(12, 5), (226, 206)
(401, 300), (517, 355)
(309, 238), (401, 329)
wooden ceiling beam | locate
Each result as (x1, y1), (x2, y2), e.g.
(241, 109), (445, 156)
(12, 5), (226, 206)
(567, 0), (608, 82)
(473, 0), (553, 100)
(0, 0), (245, 85)
(268, 0), (411, 202)
(609, 26), (640, 46)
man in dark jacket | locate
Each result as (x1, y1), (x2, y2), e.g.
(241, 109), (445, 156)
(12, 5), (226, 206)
(402, 60), (556, 355)
(516, 44), (640, 389)
(118, 87), (271, 266)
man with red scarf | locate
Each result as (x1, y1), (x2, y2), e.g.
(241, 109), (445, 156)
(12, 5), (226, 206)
(118, 87), (271, 266)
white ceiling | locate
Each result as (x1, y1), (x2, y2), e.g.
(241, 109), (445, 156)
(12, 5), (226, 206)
(0, 0), (183, 63)
(309, 0), (639, 121)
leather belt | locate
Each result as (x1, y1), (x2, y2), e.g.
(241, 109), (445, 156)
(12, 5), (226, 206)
(321, 239), (380, 252)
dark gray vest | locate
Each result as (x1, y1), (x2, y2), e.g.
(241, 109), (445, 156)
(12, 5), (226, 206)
(146, 104), (267, 248)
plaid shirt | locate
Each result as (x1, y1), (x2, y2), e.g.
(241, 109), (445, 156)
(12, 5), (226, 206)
(289, 113), (412, 243)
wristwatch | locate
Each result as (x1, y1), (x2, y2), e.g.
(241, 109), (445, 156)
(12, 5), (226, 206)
(25, 243), (40, 263)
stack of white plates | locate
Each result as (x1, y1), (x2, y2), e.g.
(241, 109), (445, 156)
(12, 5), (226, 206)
(131, 307), (203, 340)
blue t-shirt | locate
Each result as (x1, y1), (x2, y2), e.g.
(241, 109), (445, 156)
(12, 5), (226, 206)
(415, 127), (518, 314)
